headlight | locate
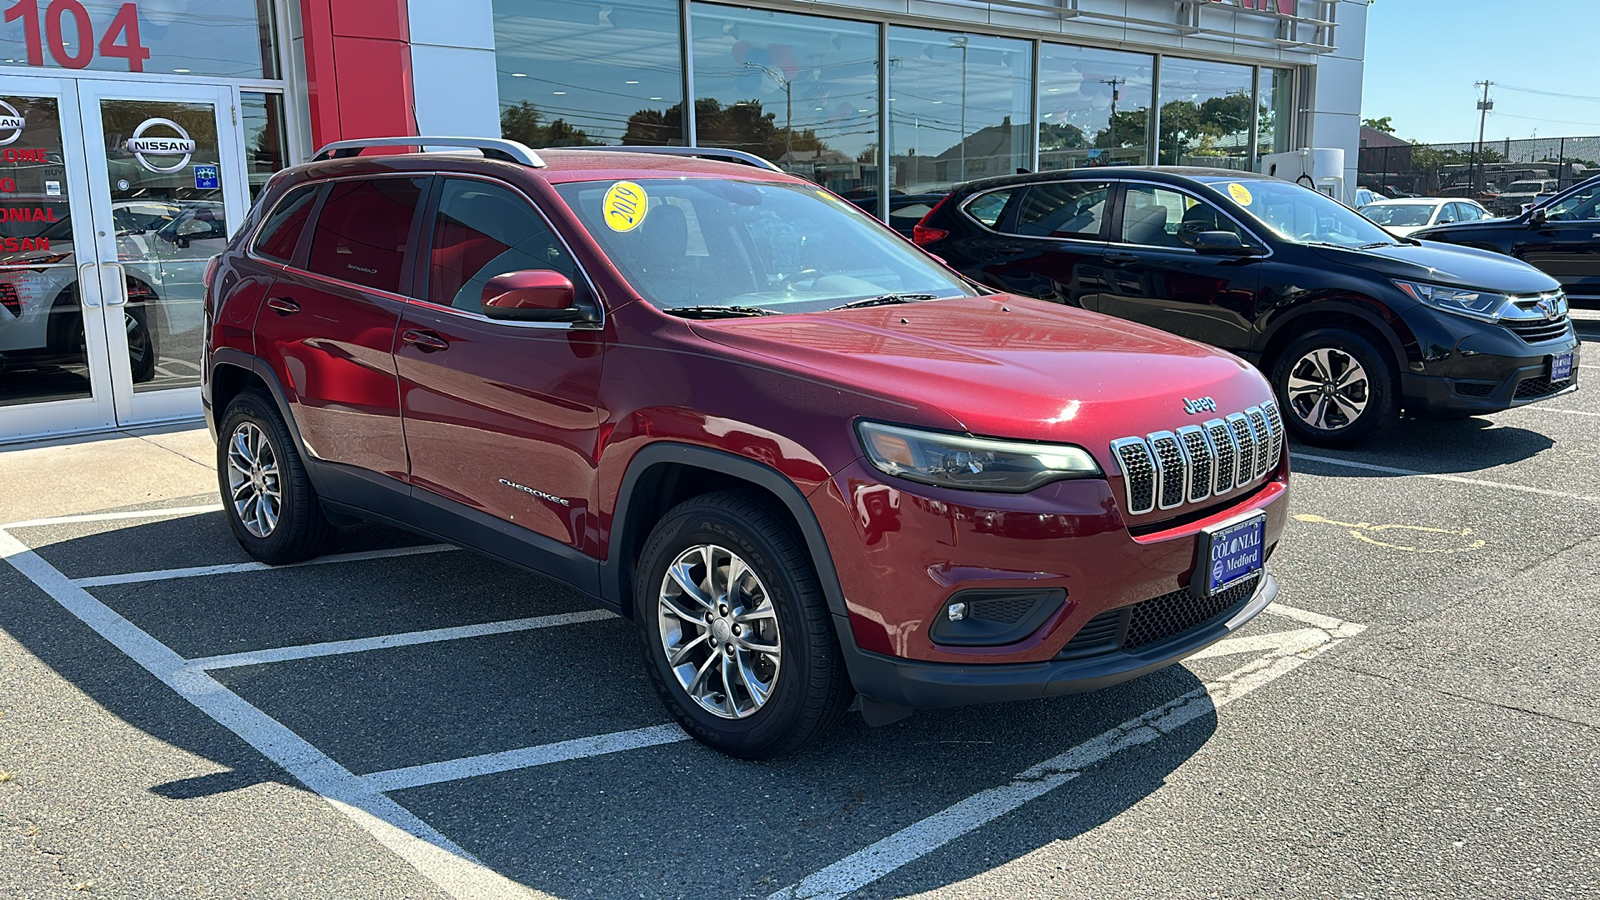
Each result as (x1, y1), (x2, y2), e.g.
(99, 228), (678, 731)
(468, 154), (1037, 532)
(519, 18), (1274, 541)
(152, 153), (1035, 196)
(1392, 279), (1510, 322)
(856, 421), (1101, 493)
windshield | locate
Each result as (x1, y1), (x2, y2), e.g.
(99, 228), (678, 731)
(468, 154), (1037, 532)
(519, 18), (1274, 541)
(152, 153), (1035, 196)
(1224, 178), (1397, 247)
(554, 179), (977, 314)
(1359, 204), (1435, 227)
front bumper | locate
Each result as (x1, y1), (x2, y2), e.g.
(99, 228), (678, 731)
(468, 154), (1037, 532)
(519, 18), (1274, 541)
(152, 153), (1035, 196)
(1399, 307), (1579, 415)
(843, 572), (1277, 709)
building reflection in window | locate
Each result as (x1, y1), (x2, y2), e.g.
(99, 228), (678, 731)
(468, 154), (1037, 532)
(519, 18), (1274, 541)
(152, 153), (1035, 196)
(1261, 68), (1295, 157)
(1157, 57), (1255, 168)
(1038, 44), (1153, 171)
(887, 28), (1032, 196)
(241, 92), (287, 203)
(492, 0), (683, 146)
(690, 3), (879, 200)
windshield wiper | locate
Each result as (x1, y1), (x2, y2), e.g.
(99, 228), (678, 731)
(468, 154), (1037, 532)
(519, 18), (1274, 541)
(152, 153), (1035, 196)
(1358, 241), (1400, 249)
(663, 305), (776, 319)
(829, 293), (939, 311)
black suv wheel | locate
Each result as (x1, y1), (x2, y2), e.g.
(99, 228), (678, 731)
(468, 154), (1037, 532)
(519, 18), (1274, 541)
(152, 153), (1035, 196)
(217, 391), (334, 563)
(1271, 327), (1396, 448)
(634, 491), (851, 759)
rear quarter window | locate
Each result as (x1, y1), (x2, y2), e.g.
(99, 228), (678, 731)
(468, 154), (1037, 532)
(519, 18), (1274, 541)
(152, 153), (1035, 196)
(252, 185), (320, 264)
(963, 190), (1013, 227)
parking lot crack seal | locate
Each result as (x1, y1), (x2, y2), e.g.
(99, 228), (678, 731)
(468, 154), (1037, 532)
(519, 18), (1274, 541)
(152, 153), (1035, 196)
(1316, 658), (1600, 733)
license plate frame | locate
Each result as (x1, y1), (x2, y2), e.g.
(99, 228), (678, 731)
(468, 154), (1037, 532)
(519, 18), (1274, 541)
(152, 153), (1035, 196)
(1192, 512), (1266, 599)
(1551, 351), (1574, 382)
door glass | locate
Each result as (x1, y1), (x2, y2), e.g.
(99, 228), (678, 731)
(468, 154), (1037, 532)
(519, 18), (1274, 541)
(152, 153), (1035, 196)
(1119, 185), (1240, 248)
(1545, 183), (1600, 221)
(306, 177), (427, 294)
(99, 99), (223, 393)
(0, 94), (86, 407)
(1013, 181), (1109, 239)
(429, 178), (582, 312)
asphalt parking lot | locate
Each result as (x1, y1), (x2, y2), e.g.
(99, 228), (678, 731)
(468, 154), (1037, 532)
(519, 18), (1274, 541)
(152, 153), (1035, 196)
(3, 339), (1599, 899)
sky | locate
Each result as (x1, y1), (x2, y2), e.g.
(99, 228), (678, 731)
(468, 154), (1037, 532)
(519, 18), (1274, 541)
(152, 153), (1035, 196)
(1362, 0), (1600, 144)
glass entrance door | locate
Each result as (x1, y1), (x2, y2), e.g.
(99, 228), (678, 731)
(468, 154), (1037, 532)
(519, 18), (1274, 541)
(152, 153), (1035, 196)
(76, 80), (244, 427)
(0, 77), (245, 441)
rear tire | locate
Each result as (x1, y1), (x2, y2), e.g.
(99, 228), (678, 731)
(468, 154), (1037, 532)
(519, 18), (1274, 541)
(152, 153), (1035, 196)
(1270, 327), (1396, 448)
(634, 491), (851, 759)
(217, 391), (334, 563)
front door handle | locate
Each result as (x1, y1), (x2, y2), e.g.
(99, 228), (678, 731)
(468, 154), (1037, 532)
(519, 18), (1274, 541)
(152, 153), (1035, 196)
(1104, 251), (1141, 264)
(401, 328), (449, 352)
(265, 297), (300, 315)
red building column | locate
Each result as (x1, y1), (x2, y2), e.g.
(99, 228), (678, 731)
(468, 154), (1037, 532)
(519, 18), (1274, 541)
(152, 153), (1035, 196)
(300, 0), (418, 150)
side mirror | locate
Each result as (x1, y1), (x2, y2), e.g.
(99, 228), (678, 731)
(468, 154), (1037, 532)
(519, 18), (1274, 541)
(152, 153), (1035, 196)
(1530, 207), (1548, 226)
(481, 270), (587, 322)
(1190, 230), (1260, 256)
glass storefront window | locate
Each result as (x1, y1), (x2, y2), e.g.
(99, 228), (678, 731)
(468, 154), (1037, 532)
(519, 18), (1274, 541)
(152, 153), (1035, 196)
(0, 0), (278, 79)
(1038, 44), (1152, 171)
(492, 0), (683, 146)
(1261, 67), (1294, 157)
(241, 92), (286, 203)
(690, 4), (878, 199)
(1157, 57), (1254, 168)
(887, 28), (1031, 195)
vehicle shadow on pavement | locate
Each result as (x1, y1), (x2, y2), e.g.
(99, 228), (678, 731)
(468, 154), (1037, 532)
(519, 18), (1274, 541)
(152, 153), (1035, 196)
(1, 509), (1219, 899)
(1289, 416), (1554, 476)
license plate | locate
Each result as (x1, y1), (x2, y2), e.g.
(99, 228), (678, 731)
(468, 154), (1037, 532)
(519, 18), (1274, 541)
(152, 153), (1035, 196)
(1551, 351), (1574, 382)
(1194, 513), (1265, 598)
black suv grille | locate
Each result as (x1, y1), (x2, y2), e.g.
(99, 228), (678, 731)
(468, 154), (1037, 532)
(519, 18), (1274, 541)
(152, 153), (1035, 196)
(1054, 575), (1263, 660)
(1514, 374), (1574, 400)
(1505, 316), (1571, 344)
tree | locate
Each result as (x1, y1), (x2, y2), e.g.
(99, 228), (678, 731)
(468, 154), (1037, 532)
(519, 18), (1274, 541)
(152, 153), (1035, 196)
(1363, 116), (1396, 134)
(499, 101), (596, 147)
(621, 98), (831, 161)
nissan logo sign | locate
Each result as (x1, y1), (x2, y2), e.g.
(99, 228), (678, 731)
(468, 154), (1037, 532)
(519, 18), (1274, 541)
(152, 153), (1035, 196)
(125, 118), (196, 173)
(0, 99), (25, 147)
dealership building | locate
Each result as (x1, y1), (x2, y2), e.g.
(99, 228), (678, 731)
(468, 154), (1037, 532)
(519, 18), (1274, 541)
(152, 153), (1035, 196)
(0, 0), (1366, 443)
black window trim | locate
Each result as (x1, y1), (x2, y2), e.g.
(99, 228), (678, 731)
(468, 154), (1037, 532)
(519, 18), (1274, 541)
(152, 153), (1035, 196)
(407, 172), (605, 332)
(961, 179), (1116, 244)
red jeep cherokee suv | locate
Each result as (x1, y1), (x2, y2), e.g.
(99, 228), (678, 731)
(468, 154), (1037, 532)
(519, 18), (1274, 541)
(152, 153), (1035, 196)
(203, 138), (1289, 758)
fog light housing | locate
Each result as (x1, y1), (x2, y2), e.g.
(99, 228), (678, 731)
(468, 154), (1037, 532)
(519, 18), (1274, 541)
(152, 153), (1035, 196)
(929, 589), (1066, 647)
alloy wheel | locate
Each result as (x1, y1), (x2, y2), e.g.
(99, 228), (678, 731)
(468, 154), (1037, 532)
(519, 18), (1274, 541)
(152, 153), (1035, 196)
(1285, 347), (1369, 431)
(226, 421), (282, 538)
(657, 543), (782, 719)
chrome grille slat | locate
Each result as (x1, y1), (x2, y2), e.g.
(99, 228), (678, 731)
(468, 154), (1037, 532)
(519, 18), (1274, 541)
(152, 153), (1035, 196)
(1177, 425), (1214, 504)
(1246, 407), (1272, 479)
(1113, 403), (1285, 517)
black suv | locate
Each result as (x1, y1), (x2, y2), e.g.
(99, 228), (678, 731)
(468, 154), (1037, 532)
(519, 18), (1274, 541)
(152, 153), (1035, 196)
(1415, 174), (1600, 304)
(913, 167), (1580, 446)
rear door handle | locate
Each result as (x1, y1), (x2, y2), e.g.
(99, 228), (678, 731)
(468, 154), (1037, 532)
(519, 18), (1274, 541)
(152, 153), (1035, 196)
(1104, 251), (1141, 264)
(401, 328), (449, 352)
(265, 297), (300, 315)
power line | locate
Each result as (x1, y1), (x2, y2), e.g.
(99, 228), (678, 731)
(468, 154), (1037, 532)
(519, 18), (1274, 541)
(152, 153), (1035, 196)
(1497, 83), (1600, 104)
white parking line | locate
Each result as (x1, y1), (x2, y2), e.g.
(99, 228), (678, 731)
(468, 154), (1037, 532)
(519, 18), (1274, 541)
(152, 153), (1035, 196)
(2, 503), (224, 530)
(1293, 452), (1600, 503)
(0, 526), (538, 900)
(185, 608), (616, 670)
(769, 616), (1366, 900)
(363, 724), (691, 793)
(74, 543), (460, 588)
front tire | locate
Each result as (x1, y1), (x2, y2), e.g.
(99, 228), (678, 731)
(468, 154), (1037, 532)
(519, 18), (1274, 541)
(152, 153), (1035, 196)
(1270, 327), (1396, 448)
(217, 391), (334, 563)
(634, 491), (851, 759)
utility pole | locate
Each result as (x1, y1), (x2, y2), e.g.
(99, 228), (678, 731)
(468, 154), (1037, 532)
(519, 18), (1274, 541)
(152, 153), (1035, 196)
(745, 62), (792, 165)
(949, 36), (969, 182)
(1475, 80), (1493, 194)
(1101, 76), (1125, 148)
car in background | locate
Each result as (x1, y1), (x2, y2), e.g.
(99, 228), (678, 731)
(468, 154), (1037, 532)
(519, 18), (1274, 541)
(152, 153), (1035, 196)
(1492, 179), (1561, 216)
(844, 190), (950, 237)
(1359, 198), (1493, 236)
(912, 166), (1579, 446)
(1353, 187), (1386, 208)
(1416, 174), (1600, 304)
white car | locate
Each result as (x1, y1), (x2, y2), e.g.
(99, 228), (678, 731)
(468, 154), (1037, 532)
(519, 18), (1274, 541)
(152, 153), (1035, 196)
(1357, 197), (1494, 237)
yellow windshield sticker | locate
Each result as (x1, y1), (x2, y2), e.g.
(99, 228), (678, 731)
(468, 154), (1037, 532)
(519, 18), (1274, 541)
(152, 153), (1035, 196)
(1227, 182), (1253, 206)
(603, 181), (648, 232)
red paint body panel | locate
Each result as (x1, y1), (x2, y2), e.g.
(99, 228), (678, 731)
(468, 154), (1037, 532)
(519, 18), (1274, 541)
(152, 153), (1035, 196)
(297, 0), (415, 149)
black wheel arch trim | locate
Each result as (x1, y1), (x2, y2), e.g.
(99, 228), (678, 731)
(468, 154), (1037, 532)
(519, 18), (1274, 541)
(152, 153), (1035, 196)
(1258, 298), (1410, 371)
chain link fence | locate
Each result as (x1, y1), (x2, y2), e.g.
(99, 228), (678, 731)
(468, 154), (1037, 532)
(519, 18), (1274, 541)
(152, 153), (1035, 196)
(1358, 135), (1600, 215)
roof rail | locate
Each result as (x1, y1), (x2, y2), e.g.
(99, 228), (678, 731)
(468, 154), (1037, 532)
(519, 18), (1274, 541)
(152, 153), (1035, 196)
(575, 145), (784, 173)
(310, 136), (546, 168)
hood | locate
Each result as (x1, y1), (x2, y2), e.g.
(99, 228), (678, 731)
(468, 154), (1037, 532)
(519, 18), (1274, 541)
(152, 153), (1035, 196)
(689, 296), (1274, 464)
(1313, 240), (1557, 294)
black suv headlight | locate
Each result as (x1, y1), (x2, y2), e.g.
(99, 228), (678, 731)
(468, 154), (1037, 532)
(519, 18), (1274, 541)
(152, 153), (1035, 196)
(1392, 279), (1514, 323)
(857, 421), (1101, 493)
